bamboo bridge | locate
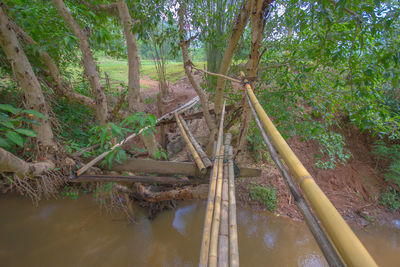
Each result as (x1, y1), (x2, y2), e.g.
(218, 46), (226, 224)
(74, 72), (378, 267)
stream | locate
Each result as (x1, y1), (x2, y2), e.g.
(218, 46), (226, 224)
(0, 194), (399, 266)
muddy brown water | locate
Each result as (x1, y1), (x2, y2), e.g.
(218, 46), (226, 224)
(0, 195), (399, 267)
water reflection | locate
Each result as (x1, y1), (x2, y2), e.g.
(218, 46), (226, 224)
(0, 195), (399, 266)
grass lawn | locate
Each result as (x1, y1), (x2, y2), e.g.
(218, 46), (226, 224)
(97, 56), (204, 86)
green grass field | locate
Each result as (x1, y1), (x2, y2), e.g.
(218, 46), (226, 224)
(97, 56), (204, 85)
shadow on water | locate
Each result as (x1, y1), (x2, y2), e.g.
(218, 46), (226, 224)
(0, 195), (399, 266)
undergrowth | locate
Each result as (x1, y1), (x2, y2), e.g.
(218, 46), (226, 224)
(247, 183), (277, 212)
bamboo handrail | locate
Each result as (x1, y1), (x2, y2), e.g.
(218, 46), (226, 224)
(175, 112), (206, 174)
(199, 101), (226, 267)
(245, 90), (344, 266)
(243, 75), (377, 267)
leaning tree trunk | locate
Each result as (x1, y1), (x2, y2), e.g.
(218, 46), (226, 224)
(178, 4), (217, 154)
(116, 0), (160, 157)
(214, 0), (252, 120)
(51, 0), (108, 125)
(237, 0), (271, 156)
(0, 6), (57, 153)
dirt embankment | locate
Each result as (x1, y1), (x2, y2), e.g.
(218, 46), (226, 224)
(236, 122), (399, 226)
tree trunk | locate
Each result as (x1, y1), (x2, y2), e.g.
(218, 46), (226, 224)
(51, 0), (108, 125)
(178, 4), (217, 152)
(0, 6), (57, 153)
(0, 148), (55, 178)
(10, 21), (96, 109)
(115, 0), (160, 158)
(237, 0), (271, 156)
(214, 0), (252, 119)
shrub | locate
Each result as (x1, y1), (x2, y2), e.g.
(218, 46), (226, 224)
(380, 188), (400, 211)
(248, 184), (277, 212)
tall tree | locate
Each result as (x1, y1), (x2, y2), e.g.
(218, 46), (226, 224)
(51, 0), (109, 125)
(214, 0), (252, 119)
(0, 5), (56, 153)
(237, 0), (272, 155)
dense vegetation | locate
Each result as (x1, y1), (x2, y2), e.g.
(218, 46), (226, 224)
(0, 0), (399, 212)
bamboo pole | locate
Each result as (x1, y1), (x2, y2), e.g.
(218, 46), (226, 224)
(246, 91), (344, 266)
(218, 139), (230, 267)
(178, 114), (212, 168)
(199, 101), (226, 267)
(228, 145), (239, 267)
(76, 96), (199, 176)
(243, 74), (377, 267)
(208, 144), (225, 267)
(175, 112), (206, 174)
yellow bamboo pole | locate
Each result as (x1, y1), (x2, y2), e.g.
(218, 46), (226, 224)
(209, 145), (225, 267)
(244, 78), (377, 267)
(175, 112), (206, 174)
(227, 145), (239, 267)
(199, 101), (226, 267)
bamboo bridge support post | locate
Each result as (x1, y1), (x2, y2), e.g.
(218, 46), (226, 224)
(175, 112), (206, 174)
(178, 114), (212, 168)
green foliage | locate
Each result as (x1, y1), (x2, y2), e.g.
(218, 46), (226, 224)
(314, 132), (351, 169)
(248, 183), (277, 212)
(61, 185), (79, 200)
(88, 112), (157, 168)
(0, 103), (43, 150)
(53, 98), (95, 155)
(380, 188), (400, 211)
(373, 140), (400, 187)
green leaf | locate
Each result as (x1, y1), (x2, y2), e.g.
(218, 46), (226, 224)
(0, 104), (20, 114)
(15, 129), (37, 137)
(5, 131), (25, 147)
(22, 110), (47, 120)
(0, 137), (11, 148)
(0, 121), (15, 129)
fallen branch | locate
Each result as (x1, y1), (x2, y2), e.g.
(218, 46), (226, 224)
(71, 174), (201, 185)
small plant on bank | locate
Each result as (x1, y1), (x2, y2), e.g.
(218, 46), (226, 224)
(380, 188), (400, 211)
(248, 183), (277, 212)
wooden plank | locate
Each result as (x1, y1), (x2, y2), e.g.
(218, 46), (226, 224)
(111, 158), (199, 176)
(109, 158), (261, 178)
(238, 166), (261, 177)
(71, 174), (199, 185)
